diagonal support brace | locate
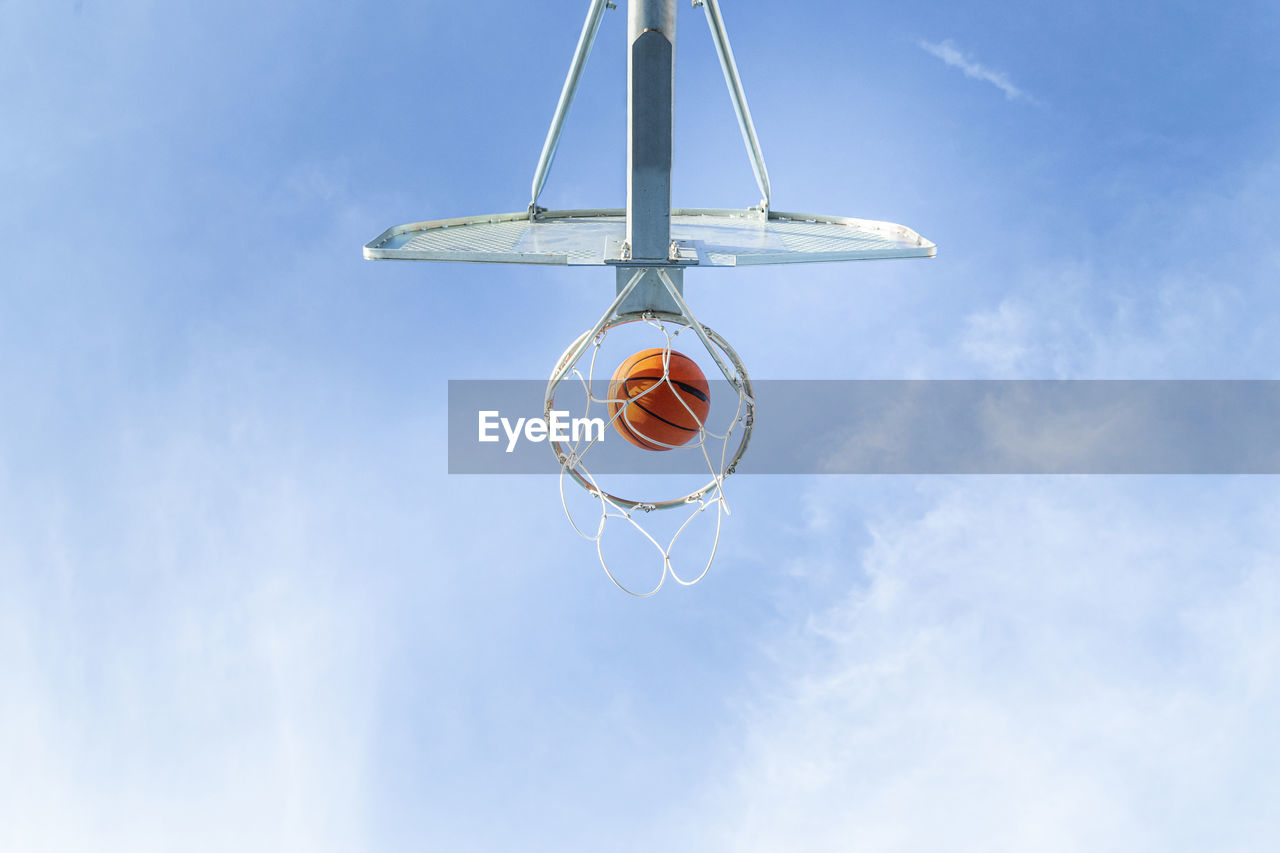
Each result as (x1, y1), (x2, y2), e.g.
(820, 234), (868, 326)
(530, 0), (614, 214)
(699, 0), (772, 212)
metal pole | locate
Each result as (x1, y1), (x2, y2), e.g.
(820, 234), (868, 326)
(625, 0), (677, 261)
(530, 0), (611, 213)
(701, 0), (771, 211)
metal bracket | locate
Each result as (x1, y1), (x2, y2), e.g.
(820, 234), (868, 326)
(615, 266), (684, 314)
(669, 239), (699, 264)
(604, 237), (700, 266)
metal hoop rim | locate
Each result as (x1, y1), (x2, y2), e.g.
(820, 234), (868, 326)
(546, 311), (754, 512)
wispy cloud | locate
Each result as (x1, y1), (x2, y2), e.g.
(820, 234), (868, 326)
(919, 39), (1037, 104)
(700, 479), (1280, 851)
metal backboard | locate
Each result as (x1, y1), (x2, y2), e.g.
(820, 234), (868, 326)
(363, 208), (936, 267)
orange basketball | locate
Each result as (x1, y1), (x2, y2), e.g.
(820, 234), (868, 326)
(607, 348), (711, 451)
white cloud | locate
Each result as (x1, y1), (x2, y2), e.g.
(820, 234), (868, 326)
(0, 364), (403, 852)
(0, 512), (382, 853)
(919, 39), (1037, 104)
(961, 299), (1032, 373)
(705, 479), (1280, 852)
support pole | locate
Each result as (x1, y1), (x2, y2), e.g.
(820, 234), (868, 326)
(618, 0), (683, 314)
(625, 0), (677, 261)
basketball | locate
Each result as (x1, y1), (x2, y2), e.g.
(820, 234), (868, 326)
(607, 348), (711, 451)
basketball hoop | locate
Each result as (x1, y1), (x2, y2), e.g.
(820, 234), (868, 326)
(545, 268), (754, 595)
(363, 0), (935, 592)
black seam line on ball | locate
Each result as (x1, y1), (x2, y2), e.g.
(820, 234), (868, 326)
(629, 399), (699, 432)
(624, 377), (710, 403)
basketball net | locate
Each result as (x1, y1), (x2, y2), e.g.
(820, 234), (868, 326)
(546, 268), (754, 596)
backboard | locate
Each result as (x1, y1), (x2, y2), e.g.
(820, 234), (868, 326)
(364, 208), (936, 267)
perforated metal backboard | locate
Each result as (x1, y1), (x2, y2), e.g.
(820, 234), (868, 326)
(363, 207), (936, 267)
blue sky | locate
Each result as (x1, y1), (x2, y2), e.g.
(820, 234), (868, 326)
(3, 1), (1279, 851)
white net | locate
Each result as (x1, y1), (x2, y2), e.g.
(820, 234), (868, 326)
(545, 269), (754, 596)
